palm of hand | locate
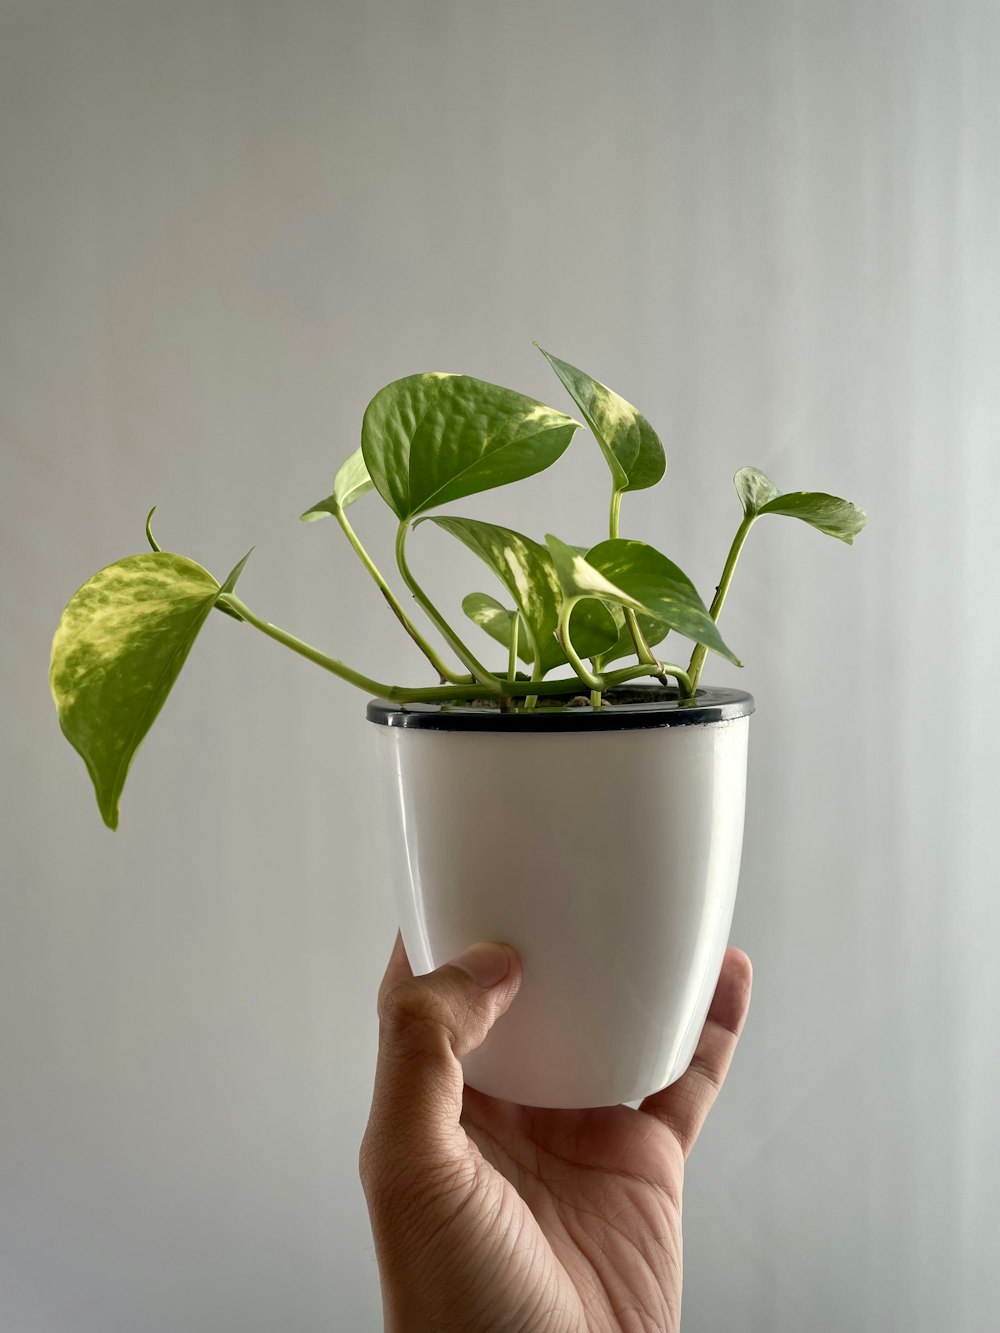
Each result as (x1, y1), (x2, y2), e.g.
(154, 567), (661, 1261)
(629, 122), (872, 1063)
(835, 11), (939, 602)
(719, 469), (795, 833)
(362, 941), (750, 1333)
(459, 1092), (685, 1332)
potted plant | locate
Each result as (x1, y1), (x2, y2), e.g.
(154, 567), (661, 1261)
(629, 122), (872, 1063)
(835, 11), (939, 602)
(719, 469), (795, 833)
(50, 346), (866, 1108)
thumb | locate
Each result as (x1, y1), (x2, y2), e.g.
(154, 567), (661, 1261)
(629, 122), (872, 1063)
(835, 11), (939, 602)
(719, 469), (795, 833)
(363, 933), (521, 1165)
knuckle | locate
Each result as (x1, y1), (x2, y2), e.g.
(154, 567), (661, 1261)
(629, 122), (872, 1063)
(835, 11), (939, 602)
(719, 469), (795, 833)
(377, 978), (457, 1052)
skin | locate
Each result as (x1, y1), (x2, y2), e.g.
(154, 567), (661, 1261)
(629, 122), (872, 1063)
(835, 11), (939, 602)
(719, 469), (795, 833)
(360, 935), (753, 1332)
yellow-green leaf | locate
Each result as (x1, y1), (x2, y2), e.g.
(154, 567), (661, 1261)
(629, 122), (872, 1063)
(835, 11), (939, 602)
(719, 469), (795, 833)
(735, 466), (867, 543)
(461, 593), (533, 665)
(50, 552), (227, 830)
(547, 535), (740, 666)
(538, 347), (665, 492)
(300, 447), (374, 521)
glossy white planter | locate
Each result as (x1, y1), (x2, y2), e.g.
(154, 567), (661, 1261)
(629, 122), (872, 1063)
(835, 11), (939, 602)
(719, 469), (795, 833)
(369, 686), (753, 1109)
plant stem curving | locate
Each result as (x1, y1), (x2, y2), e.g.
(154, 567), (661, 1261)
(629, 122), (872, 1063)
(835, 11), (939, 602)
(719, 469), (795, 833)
(608, 483), (664, 669)
(334, 504), (464, 683)
(688, 513), (755, 691)
(394, 522), (499, 687)
(219, 593), (691, 705)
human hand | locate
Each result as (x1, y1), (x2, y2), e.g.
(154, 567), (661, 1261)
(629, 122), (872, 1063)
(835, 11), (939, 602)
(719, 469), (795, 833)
(360, 933), (752, 1333)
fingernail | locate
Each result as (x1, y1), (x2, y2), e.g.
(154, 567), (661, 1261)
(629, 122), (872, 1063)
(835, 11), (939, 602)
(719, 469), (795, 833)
(449, 942), (512, 989)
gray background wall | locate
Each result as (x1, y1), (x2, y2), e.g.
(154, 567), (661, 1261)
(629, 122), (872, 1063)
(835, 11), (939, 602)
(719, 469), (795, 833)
(2, 1), (998, 1329)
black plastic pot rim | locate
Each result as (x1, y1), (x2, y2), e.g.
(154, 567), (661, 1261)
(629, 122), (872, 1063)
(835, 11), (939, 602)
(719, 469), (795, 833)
(367, 684), (755, 733)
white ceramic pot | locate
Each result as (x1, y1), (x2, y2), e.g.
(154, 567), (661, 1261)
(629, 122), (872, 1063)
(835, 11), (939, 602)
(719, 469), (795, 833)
(369, 685), (753, 1109)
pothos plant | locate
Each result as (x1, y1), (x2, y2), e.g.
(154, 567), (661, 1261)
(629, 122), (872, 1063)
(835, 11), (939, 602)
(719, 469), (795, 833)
(50, 347), (867, 830)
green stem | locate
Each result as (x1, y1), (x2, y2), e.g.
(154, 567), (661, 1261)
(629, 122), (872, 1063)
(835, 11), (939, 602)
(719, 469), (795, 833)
(220, 592), (685, 703)
(395, 522), (499, 687)
(507, 616), (519, 687)
(609, 483), (664, 670)
(626, 608), (660, 669)
(602, 662), (692, 693)
(609, 487), (623, 540)
(334, 505), (464, 684)
(688, 513), (755, 691)
(221, 595), (421, 697)
(557, 597), (602, 689)
(524, 654), (542, 711)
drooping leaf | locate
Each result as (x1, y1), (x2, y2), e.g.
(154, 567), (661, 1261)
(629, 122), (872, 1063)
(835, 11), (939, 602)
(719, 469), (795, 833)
(50, 552), (228, 830)
(587, 539), (740, 665)
(300, 447), (374, 521)
(735, 466), (867, 544)
(547, 535), (741, 665)
(757, 491), (868, 542)
(537, 347), (665, 492)
(429, 516), (617, 673)
(462, 593), (533, 665)
(361, 373), (580, 522)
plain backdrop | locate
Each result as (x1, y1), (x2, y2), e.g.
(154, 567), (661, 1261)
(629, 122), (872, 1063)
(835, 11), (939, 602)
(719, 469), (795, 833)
(2, 2), (998, 1330)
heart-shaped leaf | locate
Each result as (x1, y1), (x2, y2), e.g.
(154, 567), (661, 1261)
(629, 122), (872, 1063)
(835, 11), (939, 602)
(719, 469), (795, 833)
(538, 347), (665, 492)
(462, 593), (533, 665)
(430, 516), (618, 673)
(362, 373), (580, 522)
(547, 535), (740, 665)
(300, 447), (374, 521)
(50, 550), (243, 830)
(735, 466), (867, 543)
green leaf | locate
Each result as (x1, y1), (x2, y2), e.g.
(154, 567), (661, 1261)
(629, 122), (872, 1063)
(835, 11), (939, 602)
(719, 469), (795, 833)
(429, 516), (617, 673)
(300, 447), (374, 521)
(50, 552), (227, 830)
(546, 534), (645, 610)
(218, 548), (253, 596)
(757, 491), (868, 543)
(735, 466), (868, 544)
(734, 466), (780, 517)
(537, 347), (665, 492)
(333, 447), (375, 509)
(361, 373), (580, 522)
(299, 497), (337, 522)
(462, 593), (533, 665)
(213, 547), (253, 621)
(547, 535), (741, 666)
